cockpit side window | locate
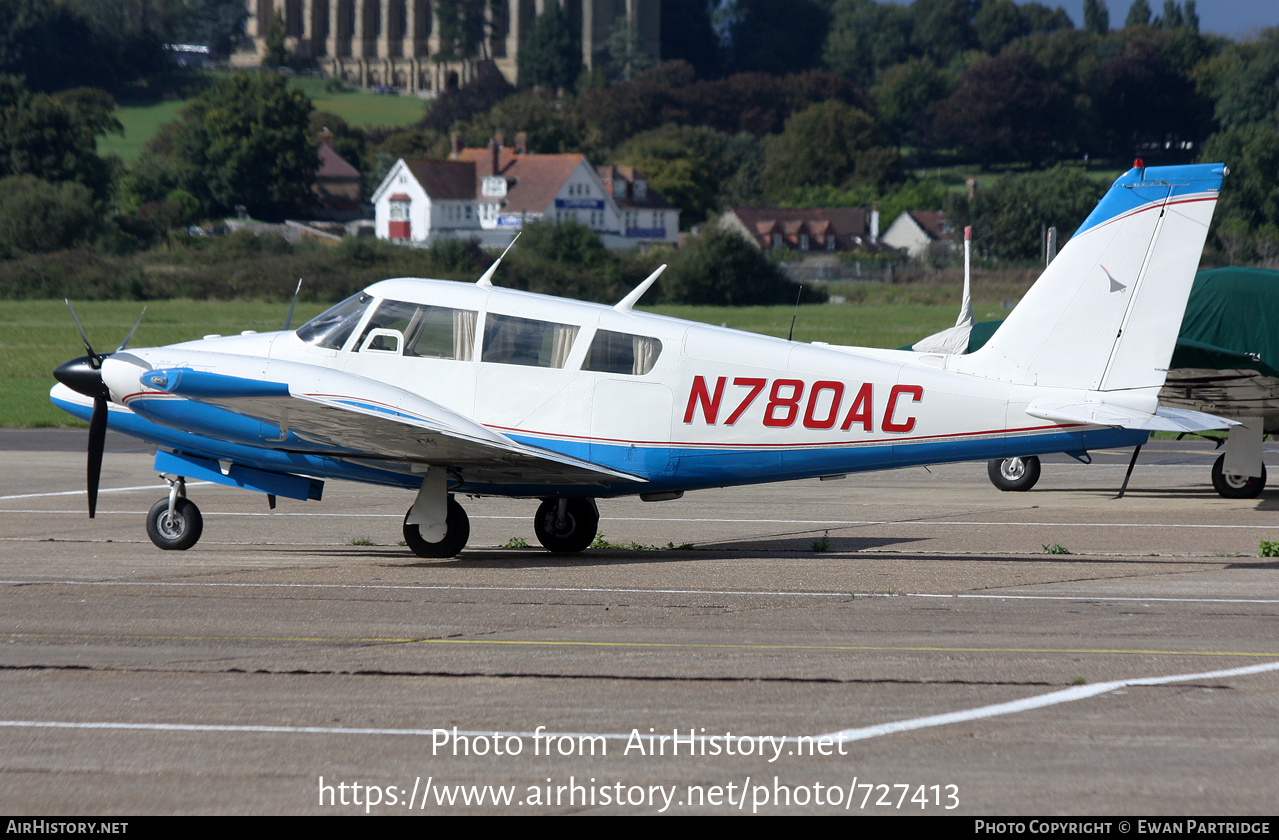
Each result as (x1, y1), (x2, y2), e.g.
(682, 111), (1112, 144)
(296, 293), (372, 350)
(482, 314), (579, 368)
(583, 330), (662, 375)
(354, 300), (478, 360)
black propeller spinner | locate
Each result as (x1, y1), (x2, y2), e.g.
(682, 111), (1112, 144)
(52, 301), (145, 518)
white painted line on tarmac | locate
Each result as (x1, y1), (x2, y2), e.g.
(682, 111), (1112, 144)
(1, 578), (1277, 605)
(0, 483), (213, 501)
(2, 661), (1276, 745)
(954, 593), (1279, 604)
(819, 660), (1279, 743)
(2, 508), (1279, 530)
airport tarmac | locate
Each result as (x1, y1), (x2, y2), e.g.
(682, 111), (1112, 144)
(1, 432), (1277, 815)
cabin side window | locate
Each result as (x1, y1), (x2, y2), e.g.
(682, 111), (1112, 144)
(582, 330), (662, 375)
(354, 299), (478, 360)
(295, 293), (372, 351)
(482, 314), (579, 368)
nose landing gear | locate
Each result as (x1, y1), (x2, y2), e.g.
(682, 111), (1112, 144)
(145, 475), (203, 550)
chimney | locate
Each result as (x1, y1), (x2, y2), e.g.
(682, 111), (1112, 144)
(318, 127), (334, 146)
(515, 132), (528, 155)
(870, 203), (879, 244)
(488, 138), (499, 175)
(450, 132), (464, 160)
(494, 129), (506, 149)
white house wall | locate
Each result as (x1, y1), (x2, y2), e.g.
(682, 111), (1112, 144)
(881, 214), (931, 259)
(548, 160), (623, 235)
(373, 161), (432, 243)
(431, 201), (481, 234)
(374, 156), (679, 248)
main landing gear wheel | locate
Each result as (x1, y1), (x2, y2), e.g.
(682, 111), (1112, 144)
(533, 498), (599, 554)
(403, 496), (470, 558)
(1211, 454), (1266, 499)
(146, 497), (203, 550)
(988, 455), (1041, 492)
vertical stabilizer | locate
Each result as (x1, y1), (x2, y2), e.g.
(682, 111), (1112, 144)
(957, 163), (1224, 393)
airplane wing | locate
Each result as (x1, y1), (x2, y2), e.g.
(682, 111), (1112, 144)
(132, 361), (644, 487)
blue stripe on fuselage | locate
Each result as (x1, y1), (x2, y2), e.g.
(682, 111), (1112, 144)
(54, 395), (1146, 500)
(52, 395), (419, 490)
(501, 427), (1147, 496)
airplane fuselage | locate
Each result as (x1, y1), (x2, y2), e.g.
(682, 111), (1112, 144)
(53, 277), (1145, 499)
(46, 162), (1226, 555)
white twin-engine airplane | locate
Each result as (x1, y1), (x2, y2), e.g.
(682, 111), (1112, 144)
(52, 162), (1229, 557)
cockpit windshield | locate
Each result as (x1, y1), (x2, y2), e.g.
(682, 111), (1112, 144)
(295, 292), (372, 350)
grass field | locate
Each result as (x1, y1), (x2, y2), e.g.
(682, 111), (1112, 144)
(98, 74), (427, 163)
(910, 162), (1126, 196)
(4, 298), (978, 427)
(289, 76), (427, 128)
(4, 300), (328, 427)
(98, 99), (190, 163)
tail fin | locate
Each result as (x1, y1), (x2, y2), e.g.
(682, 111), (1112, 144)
(958, 163), (1225, 393)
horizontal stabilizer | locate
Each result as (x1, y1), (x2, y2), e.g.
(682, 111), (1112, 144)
(1027, 400), (1235, 432)
(912, 323), (973, 355)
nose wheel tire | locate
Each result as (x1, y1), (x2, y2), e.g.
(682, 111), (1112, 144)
(146, 497), (203, 550)
(988, 456), (1041, 491)
(403, 496), (470, 558)
(534, 498), (599, 554)
(1211, 454), (1266, 499)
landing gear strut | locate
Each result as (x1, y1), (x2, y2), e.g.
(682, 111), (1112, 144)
(146, 475), (203, 550)
(533, 498), (599, 553)
(403, 496), (470, 558)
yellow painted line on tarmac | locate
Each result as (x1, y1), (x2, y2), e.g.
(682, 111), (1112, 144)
(3, 631), (1277, 659)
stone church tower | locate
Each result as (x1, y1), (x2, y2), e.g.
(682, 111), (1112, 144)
(235, 0), (660, 94)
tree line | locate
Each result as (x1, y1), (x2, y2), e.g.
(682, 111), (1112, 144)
(3, 0), (1279, 281)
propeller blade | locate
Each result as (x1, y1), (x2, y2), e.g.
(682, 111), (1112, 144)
(87, 396), (107, 519)
(115, 306), (147, 352)
(64, 299), (99, 366)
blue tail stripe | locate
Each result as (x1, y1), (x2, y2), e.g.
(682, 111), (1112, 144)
(1074, 163), (1224, 239)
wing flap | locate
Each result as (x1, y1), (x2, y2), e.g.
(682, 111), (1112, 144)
(137, 362), (643, 486)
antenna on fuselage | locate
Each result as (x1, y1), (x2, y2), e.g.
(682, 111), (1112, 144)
(787, 285), (804, 341)
(283, 278), (303, 330)
(615, 264), (667, 312)
(476, 232), (521, 287)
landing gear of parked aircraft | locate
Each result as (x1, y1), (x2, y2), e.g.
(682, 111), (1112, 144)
(403, 496), (470, 558)
(146, 497), (203, 550)
(534, 498), (599, 553)
(987, 455), (1041, 491)
(145, 475), (203, 550)
(1211, 454), (1266, 499)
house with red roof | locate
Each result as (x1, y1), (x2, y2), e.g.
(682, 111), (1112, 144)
(371, 136), (679, 248)
(596, 165), (679, 246)
(313, 137), (362, 211)
(880, 210), (954, 260)
(718, 207), (882, 253)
